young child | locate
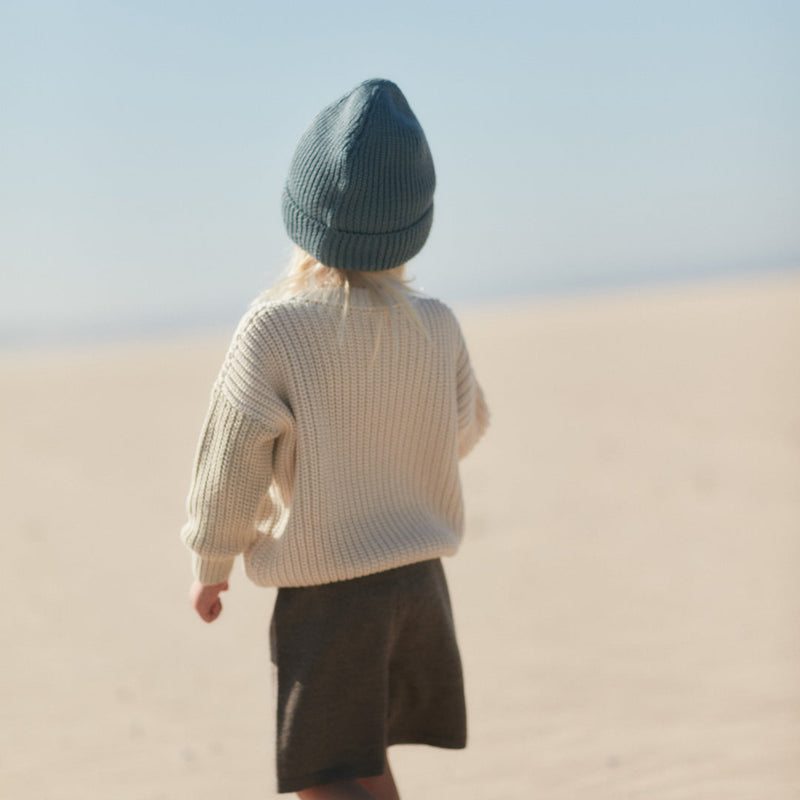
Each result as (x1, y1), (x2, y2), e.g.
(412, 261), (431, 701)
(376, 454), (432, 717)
(181, 78), (489, 799)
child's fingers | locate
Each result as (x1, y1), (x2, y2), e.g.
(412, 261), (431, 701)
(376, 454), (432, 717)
(198, 597), (221, 623)
(189, 581), (226, 622)
(205, 598), (222, 622)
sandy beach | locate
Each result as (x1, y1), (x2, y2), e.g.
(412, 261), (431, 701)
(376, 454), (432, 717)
(2, 273), (799, 799)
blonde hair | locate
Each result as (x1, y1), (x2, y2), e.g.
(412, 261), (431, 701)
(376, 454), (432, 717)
(259, 248), (427, 354)
(262, 247), (411, 301)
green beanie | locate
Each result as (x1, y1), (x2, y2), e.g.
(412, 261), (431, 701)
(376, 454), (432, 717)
(282, 78), (436, 271)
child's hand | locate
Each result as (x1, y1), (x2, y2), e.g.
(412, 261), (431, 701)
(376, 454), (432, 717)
(190, 580), (229, 623)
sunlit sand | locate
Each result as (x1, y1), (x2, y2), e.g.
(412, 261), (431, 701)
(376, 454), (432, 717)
(2, 273), (798, 798)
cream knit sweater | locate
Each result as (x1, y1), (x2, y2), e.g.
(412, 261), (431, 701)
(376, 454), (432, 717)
(181, 287), (489, 588)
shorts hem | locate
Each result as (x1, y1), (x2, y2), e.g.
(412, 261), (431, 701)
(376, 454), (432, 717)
(277, 756), (384, 794)
(276, 736), (466, 793)
(388, 733), (467, 750)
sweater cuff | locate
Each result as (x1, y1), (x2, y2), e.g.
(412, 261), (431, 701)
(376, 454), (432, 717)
(192, 552), (236, 585)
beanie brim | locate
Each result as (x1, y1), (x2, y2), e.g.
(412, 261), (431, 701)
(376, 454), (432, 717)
(282, 187), (433, 272)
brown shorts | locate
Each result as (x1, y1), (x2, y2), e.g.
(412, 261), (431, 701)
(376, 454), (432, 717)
(269, 558), (467, 794)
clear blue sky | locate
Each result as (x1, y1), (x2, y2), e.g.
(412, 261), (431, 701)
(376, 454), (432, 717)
(1, 0), (798, 342)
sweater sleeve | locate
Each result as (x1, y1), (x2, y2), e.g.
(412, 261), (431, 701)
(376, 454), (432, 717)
(181, 305), (293, 584)
(455, 324), (489, 459)
(181, 391), (277, 584)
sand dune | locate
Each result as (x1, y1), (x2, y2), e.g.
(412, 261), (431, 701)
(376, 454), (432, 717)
(2, 274), (798, 799)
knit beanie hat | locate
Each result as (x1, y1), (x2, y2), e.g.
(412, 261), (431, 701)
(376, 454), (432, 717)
(282, 78), (436, 271)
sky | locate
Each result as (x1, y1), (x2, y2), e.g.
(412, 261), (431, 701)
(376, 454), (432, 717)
(1, 0), (798, 344)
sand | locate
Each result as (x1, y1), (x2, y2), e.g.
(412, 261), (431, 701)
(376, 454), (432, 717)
(2, 274), (799, 799)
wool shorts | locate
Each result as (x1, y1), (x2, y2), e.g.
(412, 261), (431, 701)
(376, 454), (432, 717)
(269, 558), (467, 794)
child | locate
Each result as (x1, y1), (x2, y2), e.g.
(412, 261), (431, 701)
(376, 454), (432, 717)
(181, 78), (489, 799)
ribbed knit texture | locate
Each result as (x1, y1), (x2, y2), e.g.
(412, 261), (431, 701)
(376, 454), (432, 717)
(282, 79), (436, 271)
(181, 288), (488, 588)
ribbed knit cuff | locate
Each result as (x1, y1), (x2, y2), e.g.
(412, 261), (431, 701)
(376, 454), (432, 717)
(282, 186), (433, 271)
(192, 552), (235, 585)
